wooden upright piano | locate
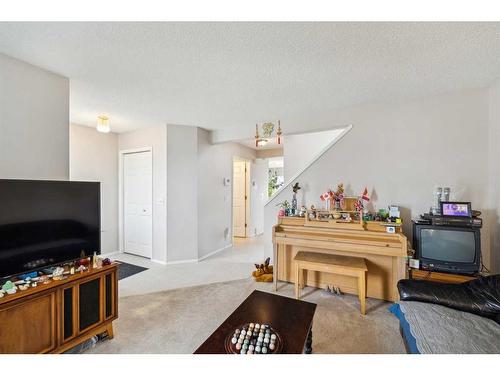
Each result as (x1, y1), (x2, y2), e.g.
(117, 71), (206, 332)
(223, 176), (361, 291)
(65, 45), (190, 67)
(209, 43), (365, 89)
(272, 217), (409, 302)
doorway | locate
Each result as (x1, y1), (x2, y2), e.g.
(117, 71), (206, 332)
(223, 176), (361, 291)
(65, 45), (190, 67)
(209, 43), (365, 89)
(233, 159), (250, 238)
(120, 149), (153, 258)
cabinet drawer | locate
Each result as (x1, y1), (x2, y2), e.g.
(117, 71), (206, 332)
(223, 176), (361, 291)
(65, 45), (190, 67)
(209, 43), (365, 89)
(0, 291), (57, 353)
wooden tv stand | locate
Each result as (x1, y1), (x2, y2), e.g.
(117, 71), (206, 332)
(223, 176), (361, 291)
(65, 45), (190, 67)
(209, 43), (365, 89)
(410, 269), (478, 284)
(0, 263), (118, 354)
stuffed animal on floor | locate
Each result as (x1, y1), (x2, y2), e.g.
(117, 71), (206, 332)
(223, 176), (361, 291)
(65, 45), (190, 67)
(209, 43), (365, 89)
(252, 257), (273, 282)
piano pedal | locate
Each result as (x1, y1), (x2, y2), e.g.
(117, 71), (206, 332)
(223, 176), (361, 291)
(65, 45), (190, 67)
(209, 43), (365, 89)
(332, 286), (343, 295)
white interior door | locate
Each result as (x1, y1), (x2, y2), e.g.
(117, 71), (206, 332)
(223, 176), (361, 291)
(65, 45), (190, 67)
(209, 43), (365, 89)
(123, 151), (153, 258)
(233, 161), (247, 237)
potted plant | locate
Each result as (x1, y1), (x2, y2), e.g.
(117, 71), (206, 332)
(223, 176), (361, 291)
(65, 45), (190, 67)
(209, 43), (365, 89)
(276, 200), (291, 217)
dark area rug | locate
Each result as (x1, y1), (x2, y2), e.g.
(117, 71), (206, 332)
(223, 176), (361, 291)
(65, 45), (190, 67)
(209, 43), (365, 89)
(118, 262), (148, 280)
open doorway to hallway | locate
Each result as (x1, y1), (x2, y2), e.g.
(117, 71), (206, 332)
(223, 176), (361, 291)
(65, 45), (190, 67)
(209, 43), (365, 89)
(232, 158), (250, 238)
(267, 156), (284, 198)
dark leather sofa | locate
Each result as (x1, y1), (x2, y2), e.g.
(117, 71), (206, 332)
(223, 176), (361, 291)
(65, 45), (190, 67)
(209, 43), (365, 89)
(390, 275), (500, 354)
(398, 275), (500, 324)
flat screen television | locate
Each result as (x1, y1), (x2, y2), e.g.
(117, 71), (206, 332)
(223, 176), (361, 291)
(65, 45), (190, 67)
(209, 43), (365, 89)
(0, 179), (100, 279)
(413, 223), (480, 274)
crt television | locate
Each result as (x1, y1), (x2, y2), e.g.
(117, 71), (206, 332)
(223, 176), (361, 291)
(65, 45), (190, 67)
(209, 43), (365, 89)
(0, 179), (100, 279)
(413, 223), (480, 274)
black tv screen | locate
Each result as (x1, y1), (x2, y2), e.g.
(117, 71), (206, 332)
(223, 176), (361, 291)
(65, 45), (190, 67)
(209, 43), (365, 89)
(421, 228), (476, 263)
(413, 223), (480, 274)
(0, 179), (100, 279)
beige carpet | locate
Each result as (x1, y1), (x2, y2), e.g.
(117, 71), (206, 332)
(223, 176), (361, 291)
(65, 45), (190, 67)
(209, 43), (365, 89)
(88, 278), (406, 354)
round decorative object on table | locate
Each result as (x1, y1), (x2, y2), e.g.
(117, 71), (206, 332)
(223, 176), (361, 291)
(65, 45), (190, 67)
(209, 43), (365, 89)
(225, 323), (283, 354)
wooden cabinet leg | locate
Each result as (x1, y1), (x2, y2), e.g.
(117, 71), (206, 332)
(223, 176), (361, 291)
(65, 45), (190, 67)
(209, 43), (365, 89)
(358, 271), (366, 315)
(106, 323), (114, 339)
(301, 268), (307, 289)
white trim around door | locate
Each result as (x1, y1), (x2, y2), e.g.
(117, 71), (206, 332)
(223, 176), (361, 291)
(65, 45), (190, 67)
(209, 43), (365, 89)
(118, 147), (153, 260)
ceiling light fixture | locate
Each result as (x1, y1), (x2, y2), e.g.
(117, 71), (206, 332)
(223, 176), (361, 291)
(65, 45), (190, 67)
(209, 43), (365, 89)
(255, 120), (282, 147)
(96, 115), (110, 133)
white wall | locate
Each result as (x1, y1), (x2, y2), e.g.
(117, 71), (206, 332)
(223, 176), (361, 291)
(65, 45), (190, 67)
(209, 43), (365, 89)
(0, 53), (69, 179)
(264, 88), (494, 270)
(69, 124), (119, 255)
(119, 125), (167, 263)
(197, 128), (258, 259)
(250, 158), (268, 237)
(115, 125), (262, 264)
(283, 128), (345, 180)
(489, 80), (500, 273)
(167, 124), (199, 263)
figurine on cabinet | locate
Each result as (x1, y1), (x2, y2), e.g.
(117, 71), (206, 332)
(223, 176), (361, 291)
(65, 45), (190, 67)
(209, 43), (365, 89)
(276, 200), (291, 217)
(1, 280), (17, 295)
(291, 182), (301, 215)
(102, 258), (112, 266)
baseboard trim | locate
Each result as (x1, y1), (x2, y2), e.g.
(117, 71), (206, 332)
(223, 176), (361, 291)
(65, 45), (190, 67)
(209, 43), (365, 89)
(165, 258), (198, 265)
(247, 231), (264, 238)
(151, 259), (168, 266)
(198, 243), (232, 261)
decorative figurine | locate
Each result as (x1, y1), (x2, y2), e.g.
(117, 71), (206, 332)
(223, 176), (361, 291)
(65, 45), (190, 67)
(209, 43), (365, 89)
(77, 257), (90, 267)
(320, 183), (345, 211)
(355, 187), (370, 212)
(276, 200), (290, 217)
(52, 267), (65, 280)
(308, 204), (317, 220)
(334, 183), (345, 210)
(252, 258), (273, 282)
(341, 213), (352, 222)
(291, 182), (301, 215)
(39, 275), (51, 285)
(1, 280), (17, 295)
(299, 205), (307, 217)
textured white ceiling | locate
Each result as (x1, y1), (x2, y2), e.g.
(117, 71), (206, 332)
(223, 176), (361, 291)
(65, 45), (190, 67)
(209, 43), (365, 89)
(1, 22), (500, 134)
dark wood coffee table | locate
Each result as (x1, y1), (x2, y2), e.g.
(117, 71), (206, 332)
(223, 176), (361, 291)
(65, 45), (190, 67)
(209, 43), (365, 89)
(194, 290), (317, 354)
